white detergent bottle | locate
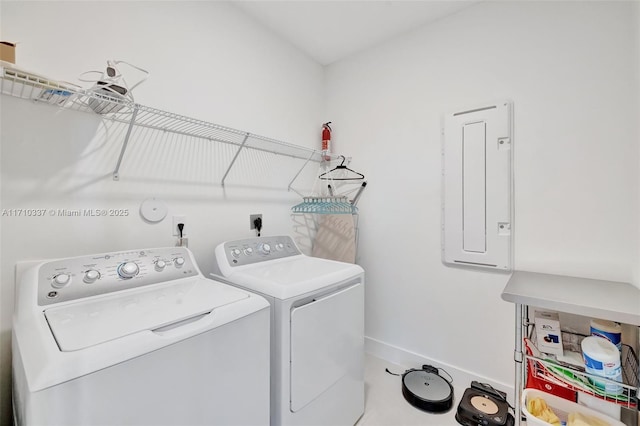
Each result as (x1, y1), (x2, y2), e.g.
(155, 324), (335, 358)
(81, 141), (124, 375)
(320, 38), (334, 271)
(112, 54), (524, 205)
(581, 336), (623, 395)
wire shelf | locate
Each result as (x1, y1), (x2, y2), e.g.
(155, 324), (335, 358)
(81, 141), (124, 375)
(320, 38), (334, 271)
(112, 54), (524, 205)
(1, 63), (326, 183)
(0, 65), (135, 121)
(525, 331), (638, 410)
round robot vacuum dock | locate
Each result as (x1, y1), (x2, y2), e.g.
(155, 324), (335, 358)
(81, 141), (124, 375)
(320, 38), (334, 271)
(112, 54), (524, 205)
(402, 369), (454, 413)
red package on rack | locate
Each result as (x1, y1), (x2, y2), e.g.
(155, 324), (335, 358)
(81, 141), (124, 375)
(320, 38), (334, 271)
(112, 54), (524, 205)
(524, 339), (578, 402)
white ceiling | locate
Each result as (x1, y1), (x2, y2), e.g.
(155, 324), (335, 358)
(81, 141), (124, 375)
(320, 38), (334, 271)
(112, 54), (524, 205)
(233, 1), (481, 65)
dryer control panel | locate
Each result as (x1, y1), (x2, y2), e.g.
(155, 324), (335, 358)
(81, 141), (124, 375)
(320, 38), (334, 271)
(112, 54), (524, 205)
(220, 236), (301, 267)
(37, 247), (198, 306)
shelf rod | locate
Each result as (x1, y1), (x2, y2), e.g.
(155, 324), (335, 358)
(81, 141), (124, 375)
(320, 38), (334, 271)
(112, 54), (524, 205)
(121, 119), (317, 161)
(221, 133), (250, 187)
(112, 106), (140, 181)
(514, 303), (524, 424)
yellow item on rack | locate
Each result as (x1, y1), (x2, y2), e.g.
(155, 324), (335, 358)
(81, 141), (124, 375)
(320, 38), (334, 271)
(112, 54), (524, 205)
(568, 412), (611, 426)
(527, 397), (561, 425)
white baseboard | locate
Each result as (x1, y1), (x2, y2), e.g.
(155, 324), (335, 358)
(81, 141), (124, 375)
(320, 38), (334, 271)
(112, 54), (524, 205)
(365, 336), (516, 405)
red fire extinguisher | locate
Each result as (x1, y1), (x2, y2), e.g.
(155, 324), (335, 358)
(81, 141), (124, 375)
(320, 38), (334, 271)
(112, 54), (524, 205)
(322, 122), (332, 161)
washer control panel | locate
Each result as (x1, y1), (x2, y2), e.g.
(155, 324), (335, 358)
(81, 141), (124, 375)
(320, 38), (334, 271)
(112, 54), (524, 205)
(37, 247), (198, 306)
(222, 236), (300, 267)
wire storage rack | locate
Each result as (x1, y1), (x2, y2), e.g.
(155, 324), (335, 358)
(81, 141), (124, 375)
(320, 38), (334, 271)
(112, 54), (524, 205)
(501, 271), (640, 426)
(0, 63), (327, 186)
(524, 329), (638, 411)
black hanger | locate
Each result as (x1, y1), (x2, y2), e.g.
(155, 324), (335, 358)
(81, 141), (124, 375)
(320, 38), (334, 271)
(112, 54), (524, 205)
(319, 155), (365, 181)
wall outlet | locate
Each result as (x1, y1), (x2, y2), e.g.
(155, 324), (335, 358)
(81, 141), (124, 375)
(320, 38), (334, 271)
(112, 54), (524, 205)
(173, 215), (187, 236)
(250, 214), (262, 230)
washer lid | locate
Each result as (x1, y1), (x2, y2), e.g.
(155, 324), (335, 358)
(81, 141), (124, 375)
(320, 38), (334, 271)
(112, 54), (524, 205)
(227, 256), (363, 299)
(44, 278), (248, 351)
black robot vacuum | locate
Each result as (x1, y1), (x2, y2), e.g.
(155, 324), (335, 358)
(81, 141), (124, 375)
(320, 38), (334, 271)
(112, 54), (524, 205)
(401, 366), (454, 413)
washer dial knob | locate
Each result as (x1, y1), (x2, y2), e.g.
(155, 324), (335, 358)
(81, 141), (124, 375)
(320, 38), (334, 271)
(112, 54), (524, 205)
(231, 249), (241, 258)
(243, 247), (253, 256)
(275, 243), (284, 251)
(155, 260), (167, 271)
(52, 273), (71, 288)
(174, 257), (185, 268)
(258, 243), (271, 255)
(118, 262), (139, 279)
(83, 269), (100, 284)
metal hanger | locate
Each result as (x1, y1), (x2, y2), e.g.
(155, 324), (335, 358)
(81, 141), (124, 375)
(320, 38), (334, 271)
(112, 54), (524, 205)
(319, 155), (365, 181)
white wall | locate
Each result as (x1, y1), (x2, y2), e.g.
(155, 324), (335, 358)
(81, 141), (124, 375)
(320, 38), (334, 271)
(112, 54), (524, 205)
(0, 2), (323, 423)
(635, 1), (640, 287)
(325, 0), (638, 387)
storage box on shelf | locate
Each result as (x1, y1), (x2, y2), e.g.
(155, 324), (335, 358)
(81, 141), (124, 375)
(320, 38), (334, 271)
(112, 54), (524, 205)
(523, 388), (625, 426)
(534, 311), (563, 356)
(0, 42), (16, 63)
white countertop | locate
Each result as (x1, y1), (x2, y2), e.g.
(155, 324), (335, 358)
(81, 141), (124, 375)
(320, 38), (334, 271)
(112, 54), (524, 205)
(501, 271), (640, 326)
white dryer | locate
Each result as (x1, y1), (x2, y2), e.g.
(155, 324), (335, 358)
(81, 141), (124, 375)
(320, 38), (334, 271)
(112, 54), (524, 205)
(13, 246), (270, 426)
(215, 236), (365, 426)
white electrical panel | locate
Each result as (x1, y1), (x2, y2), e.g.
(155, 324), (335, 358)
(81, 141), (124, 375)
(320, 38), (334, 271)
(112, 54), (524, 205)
(442, 100), (513, 270)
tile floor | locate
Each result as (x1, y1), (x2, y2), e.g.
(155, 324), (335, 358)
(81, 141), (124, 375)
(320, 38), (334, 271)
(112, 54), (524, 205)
(358, 354), (465, 426)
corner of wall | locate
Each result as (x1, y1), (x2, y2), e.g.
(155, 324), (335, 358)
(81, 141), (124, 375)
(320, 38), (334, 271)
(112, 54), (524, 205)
(635, 1), (640, 289)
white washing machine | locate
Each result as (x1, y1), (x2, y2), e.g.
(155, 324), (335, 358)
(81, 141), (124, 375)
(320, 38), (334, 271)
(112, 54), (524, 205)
(12, 246), (270, 426)
(215, 236), (365, 426)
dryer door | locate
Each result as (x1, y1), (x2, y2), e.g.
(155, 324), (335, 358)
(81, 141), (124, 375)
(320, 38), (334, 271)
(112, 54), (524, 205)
(290, 283), (363, 412)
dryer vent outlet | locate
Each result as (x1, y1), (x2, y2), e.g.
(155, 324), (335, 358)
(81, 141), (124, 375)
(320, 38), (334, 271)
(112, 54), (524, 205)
(250, 214), (262, 230)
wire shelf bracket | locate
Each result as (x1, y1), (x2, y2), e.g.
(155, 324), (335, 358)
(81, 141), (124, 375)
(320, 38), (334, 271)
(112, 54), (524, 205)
(221, 133), (250, 187)
(113, 106), (139, 181)
(288, 151), (316, 195)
